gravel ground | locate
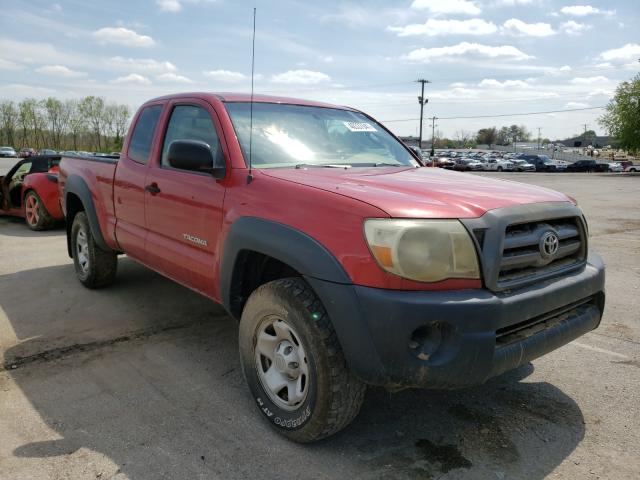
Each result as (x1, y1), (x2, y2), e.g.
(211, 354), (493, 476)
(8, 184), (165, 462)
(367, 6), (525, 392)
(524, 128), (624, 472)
(0, 169), (638, 480)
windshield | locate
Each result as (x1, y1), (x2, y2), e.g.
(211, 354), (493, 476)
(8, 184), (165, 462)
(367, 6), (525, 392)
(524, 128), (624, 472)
(225, 102), (417, 169)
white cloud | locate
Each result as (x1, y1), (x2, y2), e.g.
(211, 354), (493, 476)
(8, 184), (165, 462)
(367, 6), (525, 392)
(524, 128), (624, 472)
(271, 69), (331, 85)
(493, 0), (536, 5)
(561, 20), (591, 35)
(599, 43), (640, 62)
(93, 27), (155, 47)
(203, 69), (246, 82)
(156, 72), (192, 83)
(106, 56), (176, 73)
(565, 101), (590, 108)
(157, 0), (182, 11)
(51, 3), (62, 11)
(560, 5), (615, 16)
(560, 65), (572, 72)
(271, 70), (331, 85)
(35, 64), (86, 77)
(569, 76), (610, 85)
(410, 0), (481, 15)
(322, 56), (334, 63)
(502, 18), (555, 37)
(388, 18), (497, 37)
(404, 42), (533, 62)
(479, 78), (532, 88)
(112, 73), (152, 85)
(0, 58), (25, 71)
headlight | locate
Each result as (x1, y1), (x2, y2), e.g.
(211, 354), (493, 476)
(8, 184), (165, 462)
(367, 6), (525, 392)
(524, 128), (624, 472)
(364, 219), (480, 282)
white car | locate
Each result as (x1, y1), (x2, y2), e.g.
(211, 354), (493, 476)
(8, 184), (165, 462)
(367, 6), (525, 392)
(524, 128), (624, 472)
(0, 146), (17, 158)
(482, 158), (514, 172)
(625, 164), (639, 172)
(607, 162), (623, 172)
(512, 159), (536, 172)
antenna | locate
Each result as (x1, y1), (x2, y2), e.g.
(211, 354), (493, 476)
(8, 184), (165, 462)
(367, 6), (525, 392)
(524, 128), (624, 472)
(247, 7), (256, 184)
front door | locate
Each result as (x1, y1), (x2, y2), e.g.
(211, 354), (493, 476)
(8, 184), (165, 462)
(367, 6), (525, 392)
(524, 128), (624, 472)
(144, 100), (227, 298)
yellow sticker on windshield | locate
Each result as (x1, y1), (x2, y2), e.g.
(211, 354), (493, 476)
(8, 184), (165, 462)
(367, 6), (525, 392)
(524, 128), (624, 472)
(343, 121), (377, 132)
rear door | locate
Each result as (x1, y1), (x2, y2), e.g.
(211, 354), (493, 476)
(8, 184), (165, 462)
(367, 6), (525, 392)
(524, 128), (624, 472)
(144, 99), (228, 297)
(113, 103), (163, 261)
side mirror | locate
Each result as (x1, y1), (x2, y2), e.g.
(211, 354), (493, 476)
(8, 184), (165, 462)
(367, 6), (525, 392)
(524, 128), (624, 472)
(167, 140), (226, 179)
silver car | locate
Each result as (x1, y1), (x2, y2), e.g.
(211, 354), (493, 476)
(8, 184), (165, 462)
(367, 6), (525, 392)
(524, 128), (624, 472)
(0, 146), (17, 157)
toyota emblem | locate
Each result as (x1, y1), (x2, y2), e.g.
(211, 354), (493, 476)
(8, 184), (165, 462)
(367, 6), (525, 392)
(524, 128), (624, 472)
(540, 231), (560, 258)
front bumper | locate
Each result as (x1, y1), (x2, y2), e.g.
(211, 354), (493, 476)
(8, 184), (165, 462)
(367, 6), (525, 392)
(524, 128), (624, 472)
(307, 252), (605, 389)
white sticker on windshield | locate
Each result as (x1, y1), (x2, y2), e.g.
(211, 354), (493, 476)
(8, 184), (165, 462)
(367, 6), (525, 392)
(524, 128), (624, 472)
(343, 121), (377, 132)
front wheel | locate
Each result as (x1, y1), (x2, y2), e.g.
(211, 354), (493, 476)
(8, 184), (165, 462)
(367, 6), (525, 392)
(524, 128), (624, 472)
(70, 212), (117, 288)
(239, 278), (366, 443)
(497, 166), (503, 172)
(24, 191), (54, 231)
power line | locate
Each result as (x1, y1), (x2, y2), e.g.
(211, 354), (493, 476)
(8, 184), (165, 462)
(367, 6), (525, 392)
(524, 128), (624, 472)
(380, 106), (606, 123)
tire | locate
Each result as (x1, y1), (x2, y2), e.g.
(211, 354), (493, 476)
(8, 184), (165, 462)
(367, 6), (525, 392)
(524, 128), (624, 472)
(239, 277), (366, 443)
(24, 191), (55, 231)
(630, 168), (637, 172)
(497, 166), (503, 172)
(70, 212), (117, 288)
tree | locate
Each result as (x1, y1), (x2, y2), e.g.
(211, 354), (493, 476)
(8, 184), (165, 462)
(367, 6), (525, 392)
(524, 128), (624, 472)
(43, 97), (68, 149)
(79, 96), (105, 150)
(476, 127), (497, 147)
(599, 74), (640, 153)
(497, 126), (510, 145)
(0, 101), (18, 146)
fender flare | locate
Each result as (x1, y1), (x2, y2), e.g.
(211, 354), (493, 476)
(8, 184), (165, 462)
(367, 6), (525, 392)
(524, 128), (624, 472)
(219, 217), (351, 315)
(64, 174), (111, 256)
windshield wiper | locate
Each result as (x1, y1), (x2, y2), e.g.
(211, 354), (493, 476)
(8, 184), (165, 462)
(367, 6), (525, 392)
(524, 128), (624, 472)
(294, 163), (351, 169)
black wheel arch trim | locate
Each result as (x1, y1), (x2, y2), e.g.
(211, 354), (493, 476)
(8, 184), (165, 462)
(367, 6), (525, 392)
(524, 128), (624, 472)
(220, 217), (352, 317)
(64, 174), (111, 256)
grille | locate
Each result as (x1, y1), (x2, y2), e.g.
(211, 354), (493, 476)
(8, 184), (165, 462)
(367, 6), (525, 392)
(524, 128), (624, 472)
(497, 217), (586, 287)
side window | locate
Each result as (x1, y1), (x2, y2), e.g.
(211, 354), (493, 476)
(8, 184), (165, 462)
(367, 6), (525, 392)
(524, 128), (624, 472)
(128, 105), (163, 164)
(161, 105), (223, 170)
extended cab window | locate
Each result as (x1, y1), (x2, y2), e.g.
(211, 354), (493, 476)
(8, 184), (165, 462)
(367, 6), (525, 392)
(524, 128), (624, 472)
(128, 105), (162, 164)
(161, 105), (223, 169)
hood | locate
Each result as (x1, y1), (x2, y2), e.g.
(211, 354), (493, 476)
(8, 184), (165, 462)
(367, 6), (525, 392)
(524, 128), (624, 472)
(261, 166), (572, 218)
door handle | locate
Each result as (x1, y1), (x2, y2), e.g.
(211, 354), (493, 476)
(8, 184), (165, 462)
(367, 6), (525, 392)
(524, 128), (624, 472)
(145, 183), (161, 195)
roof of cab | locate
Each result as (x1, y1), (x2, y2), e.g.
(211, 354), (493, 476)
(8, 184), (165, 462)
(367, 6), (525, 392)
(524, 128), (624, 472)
(143, 92), (356, 111)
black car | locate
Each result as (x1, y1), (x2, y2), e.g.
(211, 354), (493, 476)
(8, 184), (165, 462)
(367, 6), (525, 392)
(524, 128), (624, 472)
(519, 154), (560, 172)
(566, 160), (609, 173)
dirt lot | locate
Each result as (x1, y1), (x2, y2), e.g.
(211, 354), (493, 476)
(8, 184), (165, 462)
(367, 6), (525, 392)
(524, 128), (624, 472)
(0, 170), (639, 479)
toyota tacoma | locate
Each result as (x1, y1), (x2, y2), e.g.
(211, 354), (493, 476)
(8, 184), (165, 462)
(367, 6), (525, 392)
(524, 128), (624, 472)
(58, 93), (605, 442)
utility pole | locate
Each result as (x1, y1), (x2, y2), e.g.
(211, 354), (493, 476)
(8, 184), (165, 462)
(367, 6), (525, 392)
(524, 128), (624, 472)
(537, 127), (541, 150)
(583, 123), (589, 156)
(416, 79), (431, 148)
(430, 116), (438, 157)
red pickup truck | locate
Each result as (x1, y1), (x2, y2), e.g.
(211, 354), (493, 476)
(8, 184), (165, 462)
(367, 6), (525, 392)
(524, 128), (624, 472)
(59, 92), (605, 442)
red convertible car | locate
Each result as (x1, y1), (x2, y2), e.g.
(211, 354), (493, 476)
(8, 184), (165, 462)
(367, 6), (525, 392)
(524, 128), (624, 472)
(0, 155), (64, 230)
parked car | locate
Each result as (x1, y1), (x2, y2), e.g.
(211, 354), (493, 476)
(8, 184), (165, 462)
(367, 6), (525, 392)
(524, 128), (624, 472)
(39, 149), (57, 155)
(566, 160), (609, 173)
(18, 148), (37, 158)
(511, 159), (536, 172)
(0, 146), (17, 157)
(434, 157), (455, 169)
(520, 155), (562, 172)
(481, 158), (514, 171)
(453, 158), (483, 171)
(0, 155), (64, 230)
(624, 164), (639, 172)
(59, 92), (605, 443)
(607, 162), (623, 172)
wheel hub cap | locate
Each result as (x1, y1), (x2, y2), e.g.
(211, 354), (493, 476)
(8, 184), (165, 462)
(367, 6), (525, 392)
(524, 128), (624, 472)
(255, 317), (310, 411)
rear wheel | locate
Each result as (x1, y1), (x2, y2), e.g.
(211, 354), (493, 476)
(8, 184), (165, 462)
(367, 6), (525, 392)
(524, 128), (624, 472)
(70, 212), (117, 288)
(497, 166), (503, 172)
(24, 191), (54, 231)
(239, 277), (366, 443)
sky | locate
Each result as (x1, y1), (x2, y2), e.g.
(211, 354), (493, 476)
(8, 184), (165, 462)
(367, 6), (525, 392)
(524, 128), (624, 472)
(1, 0), (639, 140)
